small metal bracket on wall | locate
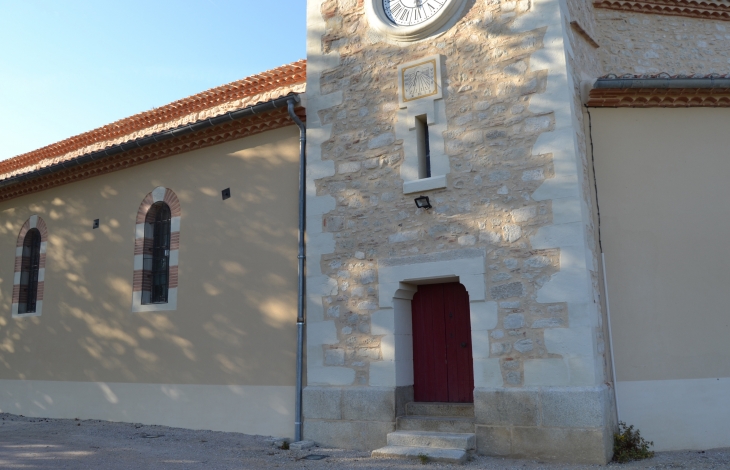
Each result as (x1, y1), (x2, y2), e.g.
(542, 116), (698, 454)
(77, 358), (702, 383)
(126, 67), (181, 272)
(93, 219), (100, 229)
(221, 188), (231, 200)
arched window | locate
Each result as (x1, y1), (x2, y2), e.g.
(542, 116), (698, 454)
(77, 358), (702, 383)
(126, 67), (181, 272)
(12, 215), (48, 317)
(143, 202), (171, 304)
(133, 187), (180, 312)
(19, 228), (42, 313)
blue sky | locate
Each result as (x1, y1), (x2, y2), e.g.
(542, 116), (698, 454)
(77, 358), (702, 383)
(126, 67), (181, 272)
(0, 0), (306, 161)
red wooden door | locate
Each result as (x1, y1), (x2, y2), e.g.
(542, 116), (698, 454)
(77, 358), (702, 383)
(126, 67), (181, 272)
(411, 282), (474, 403)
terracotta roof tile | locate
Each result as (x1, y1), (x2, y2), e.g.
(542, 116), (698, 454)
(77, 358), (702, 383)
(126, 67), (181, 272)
(0, 60), (306, 181)
(600, 72), (730, 79)
(587, 87), (730, 107)
(593, 0), (730, 21)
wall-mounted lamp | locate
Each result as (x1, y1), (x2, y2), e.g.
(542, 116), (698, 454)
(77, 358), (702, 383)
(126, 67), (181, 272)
(221, 188), (231, 200)
(414, 195), (432, 209)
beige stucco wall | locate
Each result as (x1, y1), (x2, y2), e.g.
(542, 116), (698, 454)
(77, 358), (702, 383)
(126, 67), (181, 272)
(0, 125), (300, 387)
(591, 108), (730, 382)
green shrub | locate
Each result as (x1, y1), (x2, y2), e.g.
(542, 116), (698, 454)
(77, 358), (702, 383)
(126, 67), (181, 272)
(613, 421), (654, 463)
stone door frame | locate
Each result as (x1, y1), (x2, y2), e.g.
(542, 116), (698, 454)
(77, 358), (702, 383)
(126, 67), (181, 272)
(370, 249), (501, 389)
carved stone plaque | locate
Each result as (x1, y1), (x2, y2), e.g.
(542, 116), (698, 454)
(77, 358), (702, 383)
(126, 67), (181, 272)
(402, 59), (437, 102)
(397, 55), (443, 107)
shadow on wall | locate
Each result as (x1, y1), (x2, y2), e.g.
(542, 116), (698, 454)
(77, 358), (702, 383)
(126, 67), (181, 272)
(0, 131), (300, 393)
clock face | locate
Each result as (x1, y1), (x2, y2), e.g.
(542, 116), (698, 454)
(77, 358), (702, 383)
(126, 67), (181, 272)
(383, 0), (449, 27)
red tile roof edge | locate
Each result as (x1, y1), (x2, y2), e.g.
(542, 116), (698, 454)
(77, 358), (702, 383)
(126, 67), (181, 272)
(587, 87), (730, 107)
(600, 72), (730, 79)
(594, 0), (730, 21)
(0, 59), (307, 181)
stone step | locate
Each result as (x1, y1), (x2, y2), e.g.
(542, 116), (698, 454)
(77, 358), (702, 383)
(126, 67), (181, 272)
(386, 431), (476, 450)
(371, 445), (468, 464)
(397, 415), (475, 433)
(406, 402), (474, 418)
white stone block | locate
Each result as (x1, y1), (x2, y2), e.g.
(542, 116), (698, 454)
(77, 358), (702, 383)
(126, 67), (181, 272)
(523, 358), (569, 386)
(470, 330), (491, 359)
(536, 247), (592, 304)
(380, 335), (395, 361)
(307, 195), (336, 216)
(308, 366), (355, 386)
(308, 321), (339, 347)
(459, 274), (486, 301)
(473, 358), (503, 388)
(530, 222), (585, 249)
(552, 198), (583, 224)
(567, 302), (599, 328)
(567, 356), (597, 386)
(544, 327), (595, 359)
(469, 301), (498, 331)
(152, 187), (166, 203)
(369, 361), (396, 387)
(371, 310), (395, 336)
(402, 175), (447, 194)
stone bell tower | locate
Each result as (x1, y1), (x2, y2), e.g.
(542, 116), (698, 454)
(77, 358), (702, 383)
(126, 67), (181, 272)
(303, 0), (616, 463)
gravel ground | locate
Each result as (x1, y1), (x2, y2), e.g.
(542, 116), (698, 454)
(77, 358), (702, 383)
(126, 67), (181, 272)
(0, 413), (728, 469)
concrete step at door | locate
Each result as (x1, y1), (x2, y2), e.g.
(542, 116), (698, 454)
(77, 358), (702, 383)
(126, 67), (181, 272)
(386, 430), (476, 450)
(397, 415), (475, 433)
(372, 445), (468, 464)
(406, 402), (474, 417)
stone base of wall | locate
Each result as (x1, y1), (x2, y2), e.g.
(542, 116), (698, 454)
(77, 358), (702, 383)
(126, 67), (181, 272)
(474, 386), (615, 464)
(304, 384), (615, 463)
(477, 425), (611, 464)
(302, 386), (413, 451)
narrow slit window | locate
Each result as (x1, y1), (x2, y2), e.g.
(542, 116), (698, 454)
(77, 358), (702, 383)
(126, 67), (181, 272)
(416, 114), (431, 179)
(19, 228), (41, 314)
(142, 202), (172, 305)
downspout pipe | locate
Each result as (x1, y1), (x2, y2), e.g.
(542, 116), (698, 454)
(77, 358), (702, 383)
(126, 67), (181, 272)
(0, 94), (299, 190)
(287, 98), (306, 443)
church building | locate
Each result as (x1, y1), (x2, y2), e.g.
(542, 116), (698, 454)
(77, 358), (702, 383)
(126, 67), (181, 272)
(1, 0), (729, 464)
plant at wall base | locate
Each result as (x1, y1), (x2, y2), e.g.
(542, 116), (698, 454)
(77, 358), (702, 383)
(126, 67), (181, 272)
(613, 421), (654, 463)
(280, 441), (290, 450)
(417, 453), (429, 464)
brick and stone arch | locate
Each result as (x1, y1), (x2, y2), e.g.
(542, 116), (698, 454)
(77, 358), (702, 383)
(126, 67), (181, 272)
(132, 186), (181, 312)
(12, 215), (48, 317)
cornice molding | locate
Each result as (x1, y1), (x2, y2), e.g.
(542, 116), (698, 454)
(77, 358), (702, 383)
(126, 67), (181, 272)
(0, 107), (305, 202)
(587, 87), (730, 107)
(593, 0), (730, 21)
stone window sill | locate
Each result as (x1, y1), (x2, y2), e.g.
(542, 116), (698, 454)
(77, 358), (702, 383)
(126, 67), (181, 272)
(403, 175), (447, 194)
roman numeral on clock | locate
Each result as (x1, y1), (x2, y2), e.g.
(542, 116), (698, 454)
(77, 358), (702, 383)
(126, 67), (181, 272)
(383, 0), (447, 26)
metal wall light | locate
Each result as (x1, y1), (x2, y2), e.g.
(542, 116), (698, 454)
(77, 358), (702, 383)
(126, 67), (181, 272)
(414, 195), (432, 209)
(221, 188), (231, 200)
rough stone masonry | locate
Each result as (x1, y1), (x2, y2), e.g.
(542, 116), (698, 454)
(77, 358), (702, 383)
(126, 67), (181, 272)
(303, 0), (616, 463)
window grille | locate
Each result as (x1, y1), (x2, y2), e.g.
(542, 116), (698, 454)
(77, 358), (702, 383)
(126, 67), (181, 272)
(143, 202), (171, 304)
(19, 228), (41, 314)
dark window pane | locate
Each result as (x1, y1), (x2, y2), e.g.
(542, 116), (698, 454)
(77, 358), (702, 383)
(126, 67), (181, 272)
(19, 228), (41, 313)
(142, 202), (171, 305)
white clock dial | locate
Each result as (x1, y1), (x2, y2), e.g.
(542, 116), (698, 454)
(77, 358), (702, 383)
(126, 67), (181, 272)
(383, 0), (448, 27)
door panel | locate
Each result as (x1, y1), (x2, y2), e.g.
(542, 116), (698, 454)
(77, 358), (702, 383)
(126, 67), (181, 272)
(412, 282), (474, 403)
